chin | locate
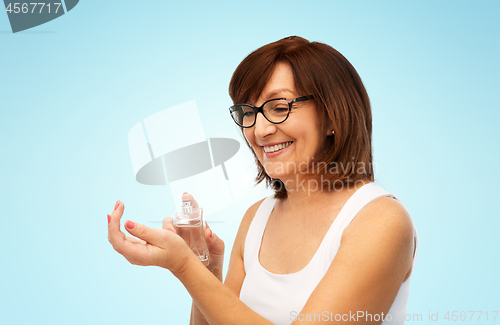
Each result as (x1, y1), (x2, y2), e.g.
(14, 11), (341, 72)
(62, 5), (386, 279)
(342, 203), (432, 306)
(264, 169), (290, 181)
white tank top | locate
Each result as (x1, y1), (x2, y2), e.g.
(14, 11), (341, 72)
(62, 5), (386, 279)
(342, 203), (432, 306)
(240, 182), (419, 325)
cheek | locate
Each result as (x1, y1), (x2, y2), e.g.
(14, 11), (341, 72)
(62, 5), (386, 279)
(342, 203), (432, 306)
(294, 129), (322, 154)
(243, 129), (257, 149)
(243, 129), (250, 141)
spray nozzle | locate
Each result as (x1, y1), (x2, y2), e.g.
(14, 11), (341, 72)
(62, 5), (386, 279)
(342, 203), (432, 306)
(182, 201), (193, 215)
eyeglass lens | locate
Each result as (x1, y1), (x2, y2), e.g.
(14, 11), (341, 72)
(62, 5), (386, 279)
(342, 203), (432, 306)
(231, 99), (290, 127)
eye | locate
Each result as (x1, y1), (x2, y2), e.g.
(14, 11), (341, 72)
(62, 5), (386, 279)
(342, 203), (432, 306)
(269, 100), (289, 110)
(242, 107), (255, 118)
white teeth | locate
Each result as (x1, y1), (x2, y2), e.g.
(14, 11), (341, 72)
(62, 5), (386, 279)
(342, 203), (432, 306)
(263, 141), (292, 153)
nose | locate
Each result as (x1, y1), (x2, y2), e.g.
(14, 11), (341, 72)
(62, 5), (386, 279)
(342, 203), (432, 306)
(253, 112), (278, 140)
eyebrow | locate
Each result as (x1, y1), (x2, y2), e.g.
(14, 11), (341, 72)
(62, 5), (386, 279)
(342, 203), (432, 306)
(263, 88), (297, 100)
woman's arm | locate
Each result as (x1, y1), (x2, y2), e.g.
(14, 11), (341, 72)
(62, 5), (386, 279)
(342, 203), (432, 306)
(190, 198), (266, 324)
(173, 250), (273, 325)
(189, 229), (224, 325)
(174, 197), (414, 325)
(161, 194), (226, 325)
(108, 196), (414, 325)
(107, 198), (269, 324)
(293, 196), (416, 324)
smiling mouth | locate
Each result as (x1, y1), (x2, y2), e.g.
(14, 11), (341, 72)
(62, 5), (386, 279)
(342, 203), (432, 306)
(263, 141), (293, 153)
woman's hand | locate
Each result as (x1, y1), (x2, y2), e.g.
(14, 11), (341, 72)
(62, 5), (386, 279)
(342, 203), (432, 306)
(107, 200), (196, 275)
(163, 193), (225, 277)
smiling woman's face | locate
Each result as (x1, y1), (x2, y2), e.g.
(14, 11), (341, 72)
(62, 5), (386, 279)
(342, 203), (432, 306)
(244, 61), (324, 182)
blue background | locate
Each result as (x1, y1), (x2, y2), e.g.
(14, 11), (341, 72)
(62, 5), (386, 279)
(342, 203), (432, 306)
(1, 1), (499, 324)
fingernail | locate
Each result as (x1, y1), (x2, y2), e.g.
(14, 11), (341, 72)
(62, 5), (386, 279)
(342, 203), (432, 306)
(210, 229), (213, 238)
(114, 201), (120, 210)
(107, 214), (111, 224)
(125, 220), (134, 229)
(183, 192), (188, 195)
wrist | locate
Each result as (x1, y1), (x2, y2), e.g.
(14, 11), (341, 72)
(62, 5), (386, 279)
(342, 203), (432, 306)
(171, 250), (200, 279)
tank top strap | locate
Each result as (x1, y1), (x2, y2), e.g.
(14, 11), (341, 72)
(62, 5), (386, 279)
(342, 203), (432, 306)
(335, 182), (396, 232)
(317, 182), (399, 261)
(243, 196), (277, 274)
(331, 182), (419, 264)
(243, 183), (416, 273)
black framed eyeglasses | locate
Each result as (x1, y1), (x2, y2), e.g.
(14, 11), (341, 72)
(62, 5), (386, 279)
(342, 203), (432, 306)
(229, 95), (314, 128)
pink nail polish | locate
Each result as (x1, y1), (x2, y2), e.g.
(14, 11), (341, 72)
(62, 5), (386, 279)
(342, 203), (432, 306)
(125, 220), (134, 229)
(210, 229), (213, 238)
(114, 201), (120, 210)
(107, 214), (111, 224)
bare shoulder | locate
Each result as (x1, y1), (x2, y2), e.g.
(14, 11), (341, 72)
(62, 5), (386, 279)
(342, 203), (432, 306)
(342, 195), (416, 280)
(344, 196), (415, 243)
(299, 196), (417, 316)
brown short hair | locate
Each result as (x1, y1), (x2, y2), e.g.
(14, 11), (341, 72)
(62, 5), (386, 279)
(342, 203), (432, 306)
(229, 36), (374, 199)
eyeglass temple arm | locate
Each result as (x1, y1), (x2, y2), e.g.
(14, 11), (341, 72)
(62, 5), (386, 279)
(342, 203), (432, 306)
(292, 95), (314, 103)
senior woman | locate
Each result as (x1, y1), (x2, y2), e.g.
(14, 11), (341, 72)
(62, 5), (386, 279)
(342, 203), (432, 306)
(108, 36), (418, 325)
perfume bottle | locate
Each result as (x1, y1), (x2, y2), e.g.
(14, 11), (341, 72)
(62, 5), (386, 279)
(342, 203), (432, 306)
(173, 201), (209, 266)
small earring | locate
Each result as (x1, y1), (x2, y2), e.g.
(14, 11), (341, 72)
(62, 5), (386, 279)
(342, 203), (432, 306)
(328, 130), (334, 136)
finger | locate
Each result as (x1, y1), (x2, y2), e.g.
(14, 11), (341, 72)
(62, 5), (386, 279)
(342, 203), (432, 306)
(124, 220), (171, 247)
(204, 225), (224, 255)
(109, 230), (149, 256)
(109, 200), (124, 226)
(162, 217), (175, 232)
(119, 236), (159, 266)
(126, 237), (147, 245)
(205, 222), (212, 239)
(108, 200), (126, 249)
(181, 192), (199, 209)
